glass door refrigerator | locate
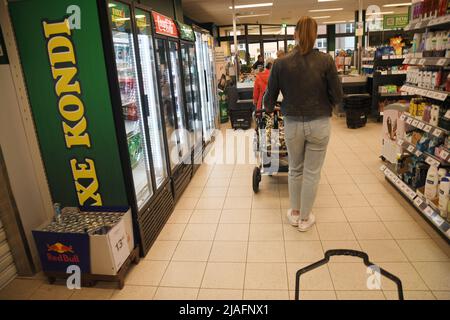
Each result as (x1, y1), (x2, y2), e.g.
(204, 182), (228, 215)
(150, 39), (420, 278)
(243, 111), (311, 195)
(176, 22), (203, 173)
(194, 27), (218, 148)
(151, 11), (192, 200)
(8, 0), (176, 256)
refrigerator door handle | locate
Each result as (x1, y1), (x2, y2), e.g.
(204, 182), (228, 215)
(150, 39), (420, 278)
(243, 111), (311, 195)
(142, 94), (150, 118)
(204, 70), (209, 103)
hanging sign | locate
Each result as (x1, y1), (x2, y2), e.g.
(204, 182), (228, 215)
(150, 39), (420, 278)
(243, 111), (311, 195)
(176, 22), (195, 42)
(152, 11), (178, 38)
(383, 14), (409, 30)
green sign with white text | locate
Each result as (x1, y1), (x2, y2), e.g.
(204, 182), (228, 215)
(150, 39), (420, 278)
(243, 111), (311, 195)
(9, 0), (128, 207)
(177, 22), (195, 42)
(383, 14), (409, 30)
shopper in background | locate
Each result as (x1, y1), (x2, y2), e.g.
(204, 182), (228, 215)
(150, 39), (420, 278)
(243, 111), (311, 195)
(263, 16), (343, 232)
(252, 54), (265, 71)
(277, 50), (286, 59)
(253, 58), (274, 110)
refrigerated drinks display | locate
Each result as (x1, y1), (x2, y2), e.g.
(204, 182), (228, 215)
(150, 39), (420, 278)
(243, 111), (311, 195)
(194, 29), (218, 145)
(152, 11), (193, 199)
(168, 41), (190, 161)
(134, 8), (168, 189)
(178, 21), (203, 168)
(155, 39), (181, 170)
(109, 1), (153, 210)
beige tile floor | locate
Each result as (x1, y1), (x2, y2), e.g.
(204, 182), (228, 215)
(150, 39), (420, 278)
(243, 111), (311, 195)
(1, 117), (449, 300)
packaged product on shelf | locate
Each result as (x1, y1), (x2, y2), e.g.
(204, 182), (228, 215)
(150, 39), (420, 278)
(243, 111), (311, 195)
(127, 131), (143, 169)
(431, 105), (441, 125)
(438, 177), (450, 218)
(439, 168), (448, 179)
(425, 165), (439, 200)
(123, 101), (139, 121)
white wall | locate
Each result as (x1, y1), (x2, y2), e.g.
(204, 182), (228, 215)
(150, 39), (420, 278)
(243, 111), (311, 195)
(0, 2), (54, 271)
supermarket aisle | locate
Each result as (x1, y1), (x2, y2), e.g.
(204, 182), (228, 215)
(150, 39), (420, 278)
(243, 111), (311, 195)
(1, 117), (449, 300)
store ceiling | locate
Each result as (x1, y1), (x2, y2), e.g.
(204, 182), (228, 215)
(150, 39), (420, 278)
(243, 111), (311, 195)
(182, 0), (410, 26)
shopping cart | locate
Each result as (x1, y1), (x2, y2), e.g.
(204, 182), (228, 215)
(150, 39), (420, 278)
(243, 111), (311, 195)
(252, 106), (289, 193)
(295, 249), (404, 300)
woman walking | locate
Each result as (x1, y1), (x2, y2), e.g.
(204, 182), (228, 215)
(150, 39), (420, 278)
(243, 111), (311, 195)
(263, 16), (343, 231)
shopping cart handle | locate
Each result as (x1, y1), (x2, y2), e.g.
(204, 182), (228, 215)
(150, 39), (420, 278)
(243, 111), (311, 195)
(294, 249), (404, 300)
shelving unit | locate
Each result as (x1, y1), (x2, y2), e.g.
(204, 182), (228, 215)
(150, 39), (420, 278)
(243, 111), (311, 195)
(400, 84), (449, 102)
(380, 14), (450, 242)
(404, 56), (450, 67)
(404, 14), (450, 31)
(381, 164), (450, 242)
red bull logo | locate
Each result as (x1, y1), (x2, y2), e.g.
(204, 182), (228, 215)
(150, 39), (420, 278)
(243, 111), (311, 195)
(46, 242), (80, 263)
(47, 242), (74, 254)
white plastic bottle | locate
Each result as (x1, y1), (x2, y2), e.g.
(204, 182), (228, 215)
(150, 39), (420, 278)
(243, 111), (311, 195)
(438, 168), (447, 181)
(425, 166), (439, 200)
(438, 177), (450, 218)
(430, 105), (440, 126)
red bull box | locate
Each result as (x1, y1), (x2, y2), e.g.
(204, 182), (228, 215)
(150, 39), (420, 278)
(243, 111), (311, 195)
(33, 207), (133, 275)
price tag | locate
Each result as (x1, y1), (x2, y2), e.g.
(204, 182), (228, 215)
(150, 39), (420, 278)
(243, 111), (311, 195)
(426, 156), (440, 167)
(415, 22), (423, 29)
(381, 71), (388, 75)
(400, 114), (406, 121)
(432, 214), (445, 226)
(440, 150), (449, 160)
(436, 92), (448, 101)
(414, 197), (424, 207)
(423, 124), (432, 132)
(412, 120), (419, 127)
(415, 150), (423, 157)
(397, 139), (404, 146)
(445, 110), (450, 119)
(419, 58), (426, 65)
(433, 128), (443, 137)
(417, 122), (425, 130)
(424, 206), (435, 217)
(382, 55), (389, 60)
(437, 58), (447, 66)
(421, 89), (430, 97)
(404, 58), (410, 64)
(407, 145), (415, 153)
(408, 190), (417, 199)
(410, 58), (418, 65)
(380, 165), (387, 172)
(406, 118), (414, 125)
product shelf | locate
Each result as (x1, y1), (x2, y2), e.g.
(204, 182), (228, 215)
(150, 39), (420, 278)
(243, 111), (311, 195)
(397, 138), (449, 167)
(400, 112), (448, 137)
(400, 84), (449, 101)
(404, 56), (450, 67)
(404, 14), (450, 31)
(379, 92), (414, 97)
(381, 164), (450, 241)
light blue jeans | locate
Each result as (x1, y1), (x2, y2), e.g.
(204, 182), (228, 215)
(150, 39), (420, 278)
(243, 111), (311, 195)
(284, 116), (331, 220)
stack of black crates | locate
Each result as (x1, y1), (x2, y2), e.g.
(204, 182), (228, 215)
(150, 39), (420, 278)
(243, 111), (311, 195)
(344, 94), (372, 129)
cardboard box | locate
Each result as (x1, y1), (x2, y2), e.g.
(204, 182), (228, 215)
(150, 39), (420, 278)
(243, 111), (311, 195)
(90, 210), (132, 275)
(33, 209), (134, 276)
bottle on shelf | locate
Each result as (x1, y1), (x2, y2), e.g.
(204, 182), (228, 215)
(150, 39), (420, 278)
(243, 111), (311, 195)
(425, 165), (439, 200)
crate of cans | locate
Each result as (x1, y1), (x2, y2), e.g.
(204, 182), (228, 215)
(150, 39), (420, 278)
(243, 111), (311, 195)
(33, 207), (134, 276)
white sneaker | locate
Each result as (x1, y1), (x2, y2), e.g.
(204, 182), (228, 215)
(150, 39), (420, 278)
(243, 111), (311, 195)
(298, 213), (316, 232)
(286, 209), (300, 227)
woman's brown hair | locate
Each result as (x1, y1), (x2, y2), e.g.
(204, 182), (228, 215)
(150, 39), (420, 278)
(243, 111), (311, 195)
(295, 16), (318, 55)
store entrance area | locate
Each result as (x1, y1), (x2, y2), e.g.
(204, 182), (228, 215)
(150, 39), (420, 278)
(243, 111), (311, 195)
(1, 117), (449, 300)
